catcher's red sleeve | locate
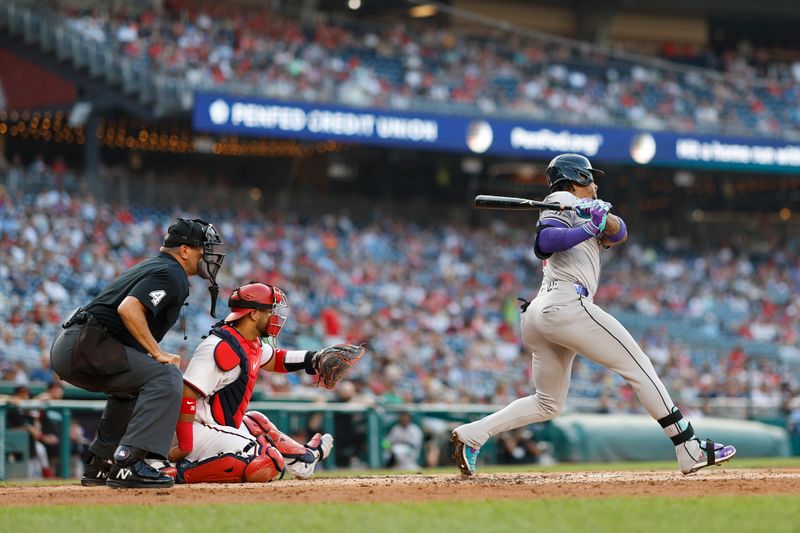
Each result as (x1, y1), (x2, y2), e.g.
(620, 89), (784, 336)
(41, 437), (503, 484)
(272, 349), (287, 373)
(176, 397), (196, 452)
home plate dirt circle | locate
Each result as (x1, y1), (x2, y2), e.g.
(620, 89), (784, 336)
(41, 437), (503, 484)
(2, 470), (799, 506)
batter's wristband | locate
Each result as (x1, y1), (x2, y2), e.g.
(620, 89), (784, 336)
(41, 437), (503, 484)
(604, 218), (627, 243)
(582, 221), (602, 237)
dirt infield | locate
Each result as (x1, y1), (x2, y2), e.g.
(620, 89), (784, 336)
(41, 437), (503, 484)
(2, 469), (800, 506)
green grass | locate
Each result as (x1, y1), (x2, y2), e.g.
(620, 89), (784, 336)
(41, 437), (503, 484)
(2, 497), (799, 533)
(2, 459), (799, 532)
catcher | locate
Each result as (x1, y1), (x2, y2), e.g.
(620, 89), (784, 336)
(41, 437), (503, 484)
(166, 281), (365, 483)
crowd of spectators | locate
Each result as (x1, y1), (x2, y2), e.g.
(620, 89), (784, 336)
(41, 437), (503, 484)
(1, 160), (798, 422)
(54, 1), (800, 139)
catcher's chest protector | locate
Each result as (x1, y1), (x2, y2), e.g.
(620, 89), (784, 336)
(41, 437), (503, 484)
(208, 326), (261, 428)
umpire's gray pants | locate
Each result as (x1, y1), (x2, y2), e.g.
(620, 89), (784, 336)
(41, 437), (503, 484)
(50, 324), (182, 460)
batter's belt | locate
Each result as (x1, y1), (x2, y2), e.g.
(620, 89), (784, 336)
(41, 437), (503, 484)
(539, 280), (590, 298)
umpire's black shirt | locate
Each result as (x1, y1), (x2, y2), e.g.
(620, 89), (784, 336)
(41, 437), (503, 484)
(85, 252), (190, 353)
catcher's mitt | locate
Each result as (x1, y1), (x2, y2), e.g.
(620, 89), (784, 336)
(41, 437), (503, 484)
(313, 344), (366, 389)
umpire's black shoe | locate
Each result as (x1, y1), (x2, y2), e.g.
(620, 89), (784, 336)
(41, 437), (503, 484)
(106, 445), (175, 489)
(80, 451), (112, 487)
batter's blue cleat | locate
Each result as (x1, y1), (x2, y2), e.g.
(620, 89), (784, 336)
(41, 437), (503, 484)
(451, 432), (480, 476)
(677, 438), (736, 474)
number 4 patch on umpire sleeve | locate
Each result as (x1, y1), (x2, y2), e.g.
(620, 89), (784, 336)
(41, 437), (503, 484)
(149, 290), (167, 307)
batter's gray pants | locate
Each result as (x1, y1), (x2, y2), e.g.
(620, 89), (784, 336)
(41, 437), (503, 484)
(455, 282), (677, 448)
(50, 324), (182, 460)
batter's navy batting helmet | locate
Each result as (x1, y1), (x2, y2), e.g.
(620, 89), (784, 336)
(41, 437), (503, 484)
(545, 153), (605, 191)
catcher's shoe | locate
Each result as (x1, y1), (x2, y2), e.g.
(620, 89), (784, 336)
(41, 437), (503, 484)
(80, 451), (112, 487)
(451, 432), (480, 476)
(290, 434), (335, 480)
(307, 433), (334, 461)
(146, 458), (177, 479)
(676, 438), (736, 474)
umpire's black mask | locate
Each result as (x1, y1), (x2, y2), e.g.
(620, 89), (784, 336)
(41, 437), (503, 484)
(164, 218), (226, 317)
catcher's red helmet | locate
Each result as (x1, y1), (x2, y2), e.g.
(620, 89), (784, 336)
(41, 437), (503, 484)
(225, 282), (288, 337)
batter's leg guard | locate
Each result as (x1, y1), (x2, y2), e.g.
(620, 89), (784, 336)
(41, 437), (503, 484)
(659, 409), (737, 474)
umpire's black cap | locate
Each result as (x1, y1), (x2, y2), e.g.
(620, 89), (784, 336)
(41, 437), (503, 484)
(163, 218), (213, 248)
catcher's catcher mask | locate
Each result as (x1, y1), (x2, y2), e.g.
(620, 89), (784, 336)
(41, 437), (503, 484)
(225, 282), (288, 338)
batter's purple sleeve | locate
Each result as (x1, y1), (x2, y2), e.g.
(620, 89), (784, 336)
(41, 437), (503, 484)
(604, 217), (627, 243)
(536, 220), (594, 254)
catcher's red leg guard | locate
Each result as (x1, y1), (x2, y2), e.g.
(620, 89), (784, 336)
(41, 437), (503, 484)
(244, 411), (315, 463)
(245, 446), (285, 483)
(178, 453), (248, 484)
(243, 411), (278, 440)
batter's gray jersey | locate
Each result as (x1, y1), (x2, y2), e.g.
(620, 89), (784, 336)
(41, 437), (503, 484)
(537, 191), (601, 296)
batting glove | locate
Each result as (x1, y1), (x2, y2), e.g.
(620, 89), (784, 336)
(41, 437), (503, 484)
(582, 201), (611, 237)
(593, 199), (612, 211)
(574, 198), (594, 219)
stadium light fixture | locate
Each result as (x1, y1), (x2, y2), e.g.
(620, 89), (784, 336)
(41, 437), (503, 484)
(409, 4), (437, 17)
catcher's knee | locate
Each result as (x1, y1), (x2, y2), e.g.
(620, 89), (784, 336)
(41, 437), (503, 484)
(245, 446), (285, 483)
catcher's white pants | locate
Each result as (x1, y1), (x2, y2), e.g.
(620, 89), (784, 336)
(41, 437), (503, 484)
(455, 282), (677, 448)
(178, 421), (318, 479)
(184, 422), (258, 462)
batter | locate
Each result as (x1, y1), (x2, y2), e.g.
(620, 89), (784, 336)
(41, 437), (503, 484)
(452, 153), (736, 475)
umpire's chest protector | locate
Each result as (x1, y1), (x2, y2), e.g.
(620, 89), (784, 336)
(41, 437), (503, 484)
(208, 325), (261, 428)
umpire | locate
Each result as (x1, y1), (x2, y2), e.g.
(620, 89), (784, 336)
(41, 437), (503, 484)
(50, 218), (225, 488)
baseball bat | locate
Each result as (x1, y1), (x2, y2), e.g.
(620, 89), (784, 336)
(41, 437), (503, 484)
(473, 195), (573, 211)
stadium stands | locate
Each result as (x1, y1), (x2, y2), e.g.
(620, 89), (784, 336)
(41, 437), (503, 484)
(1, 162), (797, 417)
(6, 1), (794, 138)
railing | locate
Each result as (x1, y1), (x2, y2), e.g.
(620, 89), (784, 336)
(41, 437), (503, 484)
(0, 399), (508, 480)
(3, 395), (794, 480)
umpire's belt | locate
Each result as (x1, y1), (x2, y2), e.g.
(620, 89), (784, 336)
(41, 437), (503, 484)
(61, 307), (90, 329)
(543, 280), (590, 298)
